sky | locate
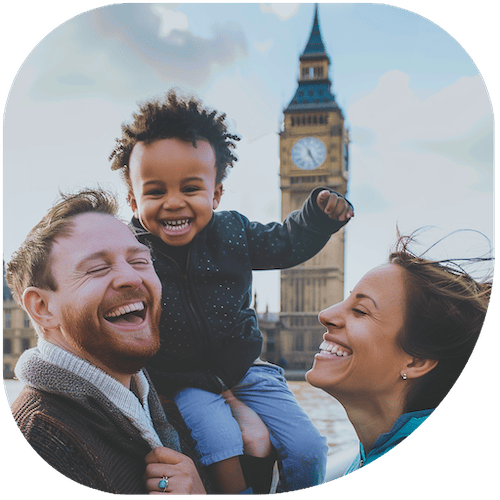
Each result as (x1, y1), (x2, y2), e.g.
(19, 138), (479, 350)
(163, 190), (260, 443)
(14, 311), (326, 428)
(1, 1), (498, 498)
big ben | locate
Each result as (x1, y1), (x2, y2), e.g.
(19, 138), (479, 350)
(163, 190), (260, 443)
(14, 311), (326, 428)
(278, 5), (349, 370)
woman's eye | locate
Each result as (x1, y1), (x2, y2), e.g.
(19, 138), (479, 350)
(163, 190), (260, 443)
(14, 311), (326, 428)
(352, 308), (367, 316)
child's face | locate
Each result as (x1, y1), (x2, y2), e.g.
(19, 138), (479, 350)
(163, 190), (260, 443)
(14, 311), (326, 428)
(128, 138), (223, 247)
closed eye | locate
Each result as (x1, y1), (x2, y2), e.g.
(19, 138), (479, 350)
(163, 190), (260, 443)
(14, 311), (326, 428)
(352, 308), (368, 316)
(87, 265), (110, 275)
(183, 185), (203, 193)
(129, 259), (152, 267)
(144, 189), (165, 196)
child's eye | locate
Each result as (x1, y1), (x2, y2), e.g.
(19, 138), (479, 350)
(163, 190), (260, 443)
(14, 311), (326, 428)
(145, 189), (164, 196)
(183, 185), (202, 193)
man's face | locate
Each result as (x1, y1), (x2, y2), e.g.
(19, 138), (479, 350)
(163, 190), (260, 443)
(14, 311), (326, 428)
(45, 213), (162, 380)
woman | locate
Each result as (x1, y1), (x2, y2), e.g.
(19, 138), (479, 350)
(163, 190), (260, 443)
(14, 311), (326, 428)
(306, 233), (492, 473)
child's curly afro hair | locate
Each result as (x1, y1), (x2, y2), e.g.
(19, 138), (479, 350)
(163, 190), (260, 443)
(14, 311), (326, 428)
(109, 89), (240, 188)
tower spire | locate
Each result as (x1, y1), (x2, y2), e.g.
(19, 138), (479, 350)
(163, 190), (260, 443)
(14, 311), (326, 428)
(284, 4), (337, 113)
(301, 4), (327, 58)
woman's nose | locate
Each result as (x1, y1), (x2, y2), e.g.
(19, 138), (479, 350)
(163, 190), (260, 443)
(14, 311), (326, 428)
(318, 303), (344, 328)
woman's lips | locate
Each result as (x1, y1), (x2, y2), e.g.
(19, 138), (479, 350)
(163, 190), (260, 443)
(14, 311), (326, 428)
(318, 339), (352, 357)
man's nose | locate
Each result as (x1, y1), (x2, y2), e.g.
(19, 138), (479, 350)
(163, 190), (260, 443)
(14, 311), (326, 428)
(112, 263), (143, 289)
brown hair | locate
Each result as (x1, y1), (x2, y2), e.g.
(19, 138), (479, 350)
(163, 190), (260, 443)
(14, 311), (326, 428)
(390, 231), (492, 413)
(5, 188), (119, 306)
(109, 89), (240, 190)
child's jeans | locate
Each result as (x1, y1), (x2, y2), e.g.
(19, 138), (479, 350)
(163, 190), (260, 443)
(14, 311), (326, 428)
(173, 362), (328, 492)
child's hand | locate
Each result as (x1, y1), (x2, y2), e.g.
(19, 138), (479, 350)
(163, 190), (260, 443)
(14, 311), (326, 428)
(316, 190), (353, 221)
(222, 390), (273, 458)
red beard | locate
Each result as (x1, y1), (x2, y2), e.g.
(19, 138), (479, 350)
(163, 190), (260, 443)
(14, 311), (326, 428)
(61, 290), (161, 376)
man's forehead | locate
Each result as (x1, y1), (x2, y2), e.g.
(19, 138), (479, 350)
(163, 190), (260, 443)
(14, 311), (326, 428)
(53, 212), (145, 254)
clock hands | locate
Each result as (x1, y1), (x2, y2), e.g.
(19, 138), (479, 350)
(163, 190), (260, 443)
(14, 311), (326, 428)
(291, 137), (326, 170)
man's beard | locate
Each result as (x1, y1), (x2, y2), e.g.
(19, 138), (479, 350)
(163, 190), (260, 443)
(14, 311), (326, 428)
(61, 292), (161, 376)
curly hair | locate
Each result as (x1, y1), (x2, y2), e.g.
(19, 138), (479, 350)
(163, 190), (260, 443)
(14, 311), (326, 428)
(109, 89), (240, 190)
(390, 231), (492, 413)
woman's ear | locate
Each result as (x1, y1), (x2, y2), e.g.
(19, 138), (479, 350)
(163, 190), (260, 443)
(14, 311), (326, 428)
(404, 357), (438, 380)
(22, 287), (59, 331)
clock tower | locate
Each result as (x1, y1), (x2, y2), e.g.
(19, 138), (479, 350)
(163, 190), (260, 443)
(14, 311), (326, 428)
(278, 5), (349, 370)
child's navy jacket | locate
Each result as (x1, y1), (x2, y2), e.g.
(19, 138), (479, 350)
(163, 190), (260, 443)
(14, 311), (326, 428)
(133, 187), (353, 396)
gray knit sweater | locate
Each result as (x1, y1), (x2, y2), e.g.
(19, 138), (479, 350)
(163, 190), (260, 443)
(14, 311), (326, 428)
(11, 341), (210, 493)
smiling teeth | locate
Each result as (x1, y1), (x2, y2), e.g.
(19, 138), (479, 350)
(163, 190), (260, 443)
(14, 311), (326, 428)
(163, 219), (190, 231)
(105, 302), (144, 318)
(319, 340), (352, 357)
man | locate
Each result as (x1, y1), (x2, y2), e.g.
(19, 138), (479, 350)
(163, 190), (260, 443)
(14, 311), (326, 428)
(5, 189), (208, 494)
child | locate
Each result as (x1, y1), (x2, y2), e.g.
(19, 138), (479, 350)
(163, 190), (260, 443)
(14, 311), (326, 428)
(109, 90), (354, 493)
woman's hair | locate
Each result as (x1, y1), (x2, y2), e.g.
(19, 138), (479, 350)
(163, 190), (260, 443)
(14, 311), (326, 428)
(390, 231), (492, 413)
(109, 89), (240, 189)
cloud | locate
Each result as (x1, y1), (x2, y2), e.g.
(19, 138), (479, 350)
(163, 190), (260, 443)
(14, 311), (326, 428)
(21, 4), (249, 101)
(254, 39), (274, 54)
(151, 6), (189, 37)
(348, 70), (493, 169)
(354, 70), (491, 137)
(260, 3), (299, 21)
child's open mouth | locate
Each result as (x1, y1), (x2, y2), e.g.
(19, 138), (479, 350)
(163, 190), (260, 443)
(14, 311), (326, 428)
(162, 219), (192, 233)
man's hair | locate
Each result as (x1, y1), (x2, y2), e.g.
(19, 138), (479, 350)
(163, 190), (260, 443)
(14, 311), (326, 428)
(390, 231), (492, 413)
(109, 89), (240, 189)
(5, 188), (119, 306)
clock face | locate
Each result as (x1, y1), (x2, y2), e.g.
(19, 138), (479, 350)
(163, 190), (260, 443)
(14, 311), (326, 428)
(291, 137), (327, 170)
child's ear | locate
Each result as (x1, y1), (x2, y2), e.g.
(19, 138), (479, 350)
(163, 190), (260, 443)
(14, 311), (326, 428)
(128, 191), (139, 218)
(213, 183), (223, 210)
(22, 287), (59, 331)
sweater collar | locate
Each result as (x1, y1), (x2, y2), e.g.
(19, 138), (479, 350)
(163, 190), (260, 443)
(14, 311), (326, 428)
(16, 339), (164, 449)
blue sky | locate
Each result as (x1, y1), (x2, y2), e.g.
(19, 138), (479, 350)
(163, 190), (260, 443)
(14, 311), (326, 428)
(1, 2), (498, 497)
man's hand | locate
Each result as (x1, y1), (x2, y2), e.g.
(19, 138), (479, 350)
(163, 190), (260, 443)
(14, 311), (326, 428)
(144, 447), (206, 494)
(316, 190), (353, 221)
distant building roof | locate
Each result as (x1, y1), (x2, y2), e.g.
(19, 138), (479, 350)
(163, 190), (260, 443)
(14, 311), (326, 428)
(284, 82), (339, 113)
(3, 262), (13, 301)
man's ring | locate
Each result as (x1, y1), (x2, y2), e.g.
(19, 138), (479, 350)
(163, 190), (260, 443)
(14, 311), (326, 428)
(158, 476), (169, 492)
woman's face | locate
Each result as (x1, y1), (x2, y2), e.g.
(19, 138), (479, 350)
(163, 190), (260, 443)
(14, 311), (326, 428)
(306, 263), (412, 400)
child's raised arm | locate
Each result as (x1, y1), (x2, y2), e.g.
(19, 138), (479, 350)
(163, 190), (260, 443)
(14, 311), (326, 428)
(316, 189), (354, 222)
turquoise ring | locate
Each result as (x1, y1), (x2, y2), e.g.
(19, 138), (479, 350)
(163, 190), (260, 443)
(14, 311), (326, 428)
(158, 476), (169, 492)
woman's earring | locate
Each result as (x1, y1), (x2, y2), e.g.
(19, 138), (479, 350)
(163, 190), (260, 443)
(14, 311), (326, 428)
(401, 373), (407, 380)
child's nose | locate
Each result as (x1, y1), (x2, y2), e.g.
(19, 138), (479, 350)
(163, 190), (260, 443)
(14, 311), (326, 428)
(163, 192), (186, 209)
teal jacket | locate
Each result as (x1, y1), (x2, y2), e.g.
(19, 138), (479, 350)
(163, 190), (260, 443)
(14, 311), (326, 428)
(345, 409), (433, 473)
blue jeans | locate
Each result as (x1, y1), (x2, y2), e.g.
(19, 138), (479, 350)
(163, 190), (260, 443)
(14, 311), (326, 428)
(174, 363), (328, 492)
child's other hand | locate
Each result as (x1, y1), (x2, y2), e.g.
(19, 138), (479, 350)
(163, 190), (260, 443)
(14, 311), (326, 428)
(316, 190), (353, 221)
(222, 390), (272, 458)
